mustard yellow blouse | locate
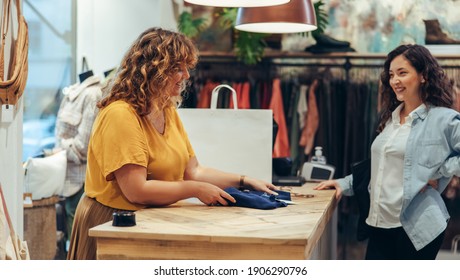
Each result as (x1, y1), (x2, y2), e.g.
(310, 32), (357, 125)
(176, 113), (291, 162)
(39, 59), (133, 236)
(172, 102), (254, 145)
(85, 100), (195, 210)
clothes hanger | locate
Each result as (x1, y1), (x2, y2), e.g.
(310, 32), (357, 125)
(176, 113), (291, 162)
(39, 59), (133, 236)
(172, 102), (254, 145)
(79, 57), (94, 83)
(103, 67), (116, 77)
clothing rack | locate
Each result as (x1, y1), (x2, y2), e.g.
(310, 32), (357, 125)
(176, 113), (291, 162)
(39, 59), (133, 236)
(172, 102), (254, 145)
(197, 51), (460, 77)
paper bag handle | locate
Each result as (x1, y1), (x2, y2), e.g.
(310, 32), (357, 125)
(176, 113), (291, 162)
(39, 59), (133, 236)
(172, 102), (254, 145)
(210, 84), (238, 110)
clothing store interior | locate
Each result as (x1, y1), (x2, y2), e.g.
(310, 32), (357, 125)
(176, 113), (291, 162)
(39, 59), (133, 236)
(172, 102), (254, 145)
(1, 0), (460, 260)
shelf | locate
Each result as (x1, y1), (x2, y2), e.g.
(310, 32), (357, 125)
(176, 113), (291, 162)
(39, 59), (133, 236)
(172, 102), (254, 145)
(198, 50), (460, 60)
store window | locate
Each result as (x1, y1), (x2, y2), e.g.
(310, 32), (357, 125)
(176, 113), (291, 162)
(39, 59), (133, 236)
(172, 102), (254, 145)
(22, 0), (76, 161)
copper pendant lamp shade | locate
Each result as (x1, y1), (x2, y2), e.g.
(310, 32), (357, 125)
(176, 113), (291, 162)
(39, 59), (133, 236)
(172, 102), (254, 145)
(235, 0), (317, 33)
(184, 0), (290, 7)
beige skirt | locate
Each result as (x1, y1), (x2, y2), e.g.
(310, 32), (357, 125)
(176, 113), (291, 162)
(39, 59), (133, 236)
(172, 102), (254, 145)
(67, 195), (116, 260)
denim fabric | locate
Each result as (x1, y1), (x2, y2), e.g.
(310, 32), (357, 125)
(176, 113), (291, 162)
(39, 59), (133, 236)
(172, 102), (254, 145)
(224, 187), (291, 210)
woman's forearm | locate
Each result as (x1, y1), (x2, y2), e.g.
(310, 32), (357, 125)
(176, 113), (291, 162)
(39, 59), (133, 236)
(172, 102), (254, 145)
(186, 165), (242, 190)
(129, 179), (200, 206)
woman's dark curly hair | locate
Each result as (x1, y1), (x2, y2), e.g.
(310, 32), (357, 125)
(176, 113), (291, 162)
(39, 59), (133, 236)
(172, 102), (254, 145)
(378, 44), (453, 132)
(98, 27), (198, 116)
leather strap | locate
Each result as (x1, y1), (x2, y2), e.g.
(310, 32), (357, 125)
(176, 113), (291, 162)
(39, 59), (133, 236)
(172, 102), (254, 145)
(0, 182), (16, 236)
(1, 181), (30, 260)
(0, 182), (21, 259)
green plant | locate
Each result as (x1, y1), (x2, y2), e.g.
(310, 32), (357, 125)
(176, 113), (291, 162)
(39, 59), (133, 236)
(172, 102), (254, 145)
(217, 8), (268, 65)
(216, 8), (237, 29)
(234, 31), (268, 65)
(178, 11), (207, 39)
(300, 0), (328, 37)
(312, 0), (328, 37)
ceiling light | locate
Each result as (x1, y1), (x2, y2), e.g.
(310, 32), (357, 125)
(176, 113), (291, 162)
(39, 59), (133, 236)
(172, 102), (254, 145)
(184, 0), (290, 7)
(235, 0), (317, 34)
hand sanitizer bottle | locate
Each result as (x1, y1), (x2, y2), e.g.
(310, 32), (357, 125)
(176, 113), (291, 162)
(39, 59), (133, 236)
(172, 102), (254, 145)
(311, 146), (327, 165)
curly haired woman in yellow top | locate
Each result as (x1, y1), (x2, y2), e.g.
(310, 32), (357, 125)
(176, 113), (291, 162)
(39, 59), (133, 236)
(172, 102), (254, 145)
(67, 27), (276, 260)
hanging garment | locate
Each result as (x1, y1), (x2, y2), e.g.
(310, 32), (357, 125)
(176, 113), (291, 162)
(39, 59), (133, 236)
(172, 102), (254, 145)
(315, 77), (347, 177)
(289, 84), (302, 174)
(239, 81), (251, 109)
(181, 80), (198, 108)
(284, 80), (296, 140)
(229, 82), (241, 109)
(196, 80), (218, 108)
(297, 85), (308, 130)
(249, 79), (261, 109)
(55, 75), (102, 197)
(270, 78), (290, 157)
(299, 79), (319, 155)
(261, 81), (272, 110)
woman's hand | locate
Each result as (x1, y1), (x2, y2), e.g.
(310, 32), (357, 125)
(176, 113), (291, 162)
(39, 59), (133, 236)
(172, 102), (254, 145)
(195, 182), (236, 206)
(314, 179), (342, 200)
(420, 179), (439, 193)
(243, 177), (279, 195)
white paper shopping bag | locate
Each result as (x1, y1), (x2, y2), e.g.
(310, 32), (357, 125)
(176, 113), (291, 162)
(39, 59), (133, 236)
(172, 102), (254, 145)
(178, 84), (273, 183)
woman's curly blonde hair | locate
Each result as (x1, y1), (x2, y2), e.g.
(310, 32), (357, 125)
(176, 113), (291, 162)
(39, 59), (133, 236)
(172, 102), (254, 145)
(98, 27), (198, 116)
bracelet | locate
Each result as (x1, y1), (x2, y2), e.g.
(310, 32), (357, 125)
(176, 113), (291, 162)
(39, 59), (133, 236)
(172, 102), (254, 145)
(239, 175), (246, 188)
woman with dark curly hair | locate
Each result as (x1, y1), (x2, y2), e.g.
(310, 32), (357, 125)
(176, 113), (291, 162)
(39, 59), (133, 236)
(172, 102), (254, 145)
(67, 28), (276, 260)
(315, 44), (460, 259)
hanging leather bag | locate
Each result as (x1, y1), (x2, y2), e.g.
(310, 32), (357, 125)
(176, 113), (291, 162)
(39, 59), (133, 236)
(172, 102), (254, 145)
(0, 0), (29, 106)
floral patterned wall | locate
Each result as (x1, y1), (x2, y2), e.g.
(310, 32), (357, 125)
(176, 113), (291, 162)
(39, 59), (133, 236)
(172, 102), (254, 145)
(322, 0), (460, 53)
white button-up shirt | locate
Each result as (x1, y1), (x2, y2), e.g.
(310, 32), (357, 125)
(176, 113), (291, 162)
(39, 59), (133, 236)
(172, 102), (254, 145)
(366, 103), (424, 228)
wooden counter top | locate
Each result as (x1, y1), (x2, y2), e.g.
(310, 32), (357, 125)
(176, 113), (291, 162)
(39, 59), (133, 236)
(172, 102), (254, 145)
(89, 183), (337, 260)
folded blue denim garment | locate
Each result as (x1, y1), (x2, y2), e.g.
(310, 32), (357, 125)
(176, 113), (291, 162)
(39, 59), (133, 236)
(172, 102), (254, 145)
(224, 187), (292, 210)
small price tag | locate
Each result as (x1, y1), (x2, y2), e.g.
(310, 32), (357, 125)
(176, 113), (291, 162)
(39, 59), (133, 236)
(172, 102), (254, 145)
(1, 104), (14, 123)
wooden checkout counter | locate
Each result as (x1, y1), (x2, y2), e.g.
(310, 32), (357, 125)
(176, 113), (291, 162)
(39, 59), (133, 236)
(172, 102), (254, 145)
(89, 183), (338, 260)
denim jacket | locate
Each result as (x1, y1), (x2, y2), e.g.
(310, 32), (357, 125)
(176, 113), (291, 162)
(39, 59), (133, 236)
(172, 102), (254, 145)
(337, 105), (460, 250)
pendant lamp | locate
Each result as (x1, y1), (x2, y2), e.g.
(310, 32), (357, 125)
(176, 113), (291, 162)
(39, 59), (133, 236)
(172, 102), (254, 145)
(235, 0), (317, 34)
(184, 0), (290, 7)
